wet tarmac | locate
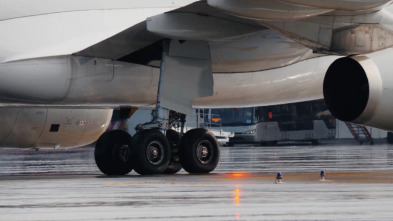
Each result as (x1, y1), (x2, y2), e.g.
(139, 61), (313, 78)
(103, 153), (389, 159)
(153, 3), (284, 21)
(1, 141), (393, 220)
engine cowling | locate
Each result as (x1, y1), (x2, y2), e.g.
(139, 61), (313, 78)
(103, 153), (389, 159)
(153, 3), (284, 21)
(281, 0), (391, 11)
(207, 0), (333, 21)
(0, 108), (112, 148)
(323, 48), (393, 131)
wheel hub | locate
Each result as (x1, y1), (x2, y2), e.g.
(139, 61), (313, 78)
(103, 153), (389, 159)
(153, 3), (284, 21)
(201, 146), (209, 158)
(146, 141), (164, 165)
(151, 148), (159, 159)
(196, 140), (213, 164)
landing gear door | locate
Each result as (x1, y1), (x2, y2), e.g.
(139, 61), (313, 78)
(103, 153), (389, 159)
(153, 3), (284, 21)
(160, 40), (213, 115)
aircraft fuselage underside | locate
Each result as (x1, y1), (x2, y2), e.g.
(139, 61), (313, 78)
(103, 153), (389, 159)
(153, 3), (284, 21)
(0, 53), (339, 109)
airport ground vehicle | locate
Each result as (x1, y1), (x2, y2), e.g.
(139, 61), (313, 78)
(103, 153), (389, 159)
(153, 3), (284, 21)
(207, 100), (336, 145)
(185, 109), (234, 144)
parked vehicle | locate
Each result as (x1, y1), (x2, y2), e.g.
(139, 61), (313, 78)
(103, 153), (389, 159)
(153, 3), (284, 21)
(207, 100), (336, 145)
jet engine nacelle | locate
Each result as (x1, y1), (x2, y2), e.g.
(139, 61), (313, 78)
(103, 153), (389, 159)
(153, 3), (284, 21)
(323, 48), (393, 131)
(281, 0), (391, 11)
(0, 108), (112, 148)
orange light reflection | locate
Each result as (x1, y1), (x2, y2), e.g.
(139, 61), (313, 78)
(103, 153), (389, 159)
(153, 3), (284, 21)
(228, 171), (250, 179)
(234, 188), (241, 206)
(212, 118), (221, 123)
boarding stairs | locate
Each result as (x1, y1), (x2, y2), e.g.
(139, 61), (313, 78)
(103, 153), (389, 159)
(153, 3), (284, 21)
(345, 122), (374, 145)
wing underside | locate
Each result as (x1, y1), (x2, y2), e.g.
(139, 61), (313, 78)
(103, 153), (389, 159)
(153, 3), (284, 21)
(76, 0), (393, 73)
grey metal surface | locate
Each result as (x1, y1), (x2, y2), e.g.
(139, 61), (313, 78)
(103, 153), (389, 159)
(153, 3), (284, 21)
(160, 40), (213, 114)
(1, 141), (393, 220)
(0, 108), (112, 148)
(0, 53), (338, 109)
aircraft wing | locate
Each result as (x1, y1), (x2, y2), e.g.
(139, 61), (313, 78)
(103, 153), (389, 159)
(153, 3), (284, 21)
(73, 0), (393, 132)
(75, 0), (393, 72)
(2, 0), (393, 131)
(75, 1), (269, 71)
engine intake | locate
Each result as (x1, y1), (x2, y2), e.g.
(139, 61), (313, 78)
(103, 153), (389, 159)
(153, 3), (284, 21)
(323, 49), (393, 131)
(323, 57), (370, 122)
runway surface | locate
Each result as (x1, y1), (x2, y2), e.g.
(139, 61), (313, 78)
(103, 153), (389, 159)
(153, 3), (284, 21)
(1, 141), (393, 220)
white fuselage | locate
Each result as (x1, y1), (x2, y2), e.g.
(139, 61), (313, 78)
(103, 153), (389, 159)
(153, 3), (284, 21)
(0, 0), (339, 109)
(0, 0), (197, 63)
(0, 54), (339, 108)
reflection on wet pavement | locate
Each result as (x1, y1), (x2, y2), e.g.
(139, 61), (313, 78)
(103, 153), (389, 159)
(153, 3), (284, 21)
(0, 141), (393, 220)
(217, 142), (393, 173)
(2, 141), (392, 175)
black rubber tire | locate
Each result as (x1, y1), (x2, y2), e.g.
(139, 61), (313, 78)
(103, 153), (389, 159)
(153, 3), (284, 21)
(94, 130), (133, 175)
(164, 162), (182, 174)
(164, 129), (182, 174)
(131, 129), (170, 175)
(311, 140), (320, 145)
(179, 128), (220, 174)
(166, 129), (180, 148)
(260, 142), (268, 146)
(268, 141), (278, 146)
(261, 141), (277, 146)
(388, 132), (393, 144)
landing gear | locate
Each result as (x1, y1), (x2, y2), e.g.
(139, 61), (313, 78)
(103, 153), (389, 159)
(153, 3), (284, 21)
(180, 128), (220, 174)
(94, 120), (220, 176)
(131, 129), (171, 175)
(94, 39), (219, 176)
(388, 132), (393, 144)
(127, 39), (217, 175)
(164, 129), (182, 174)
(94, 130), (133, 175)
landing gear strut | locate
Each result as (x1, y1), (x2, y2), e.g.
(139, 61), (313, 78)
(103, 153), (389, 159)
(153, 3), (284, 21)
(94, 39), (218, 176)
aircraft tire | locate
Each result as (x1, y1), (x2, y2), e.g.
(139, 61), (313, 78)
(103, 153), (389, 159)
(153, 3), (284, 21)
(132, 129), (170, 175)
(388, 132), (393, 144)
(180, 128), (220, 174)
(166, 129), (180, 148)
(94, 130), (133, 175)
(164, 129), (182, 174)
(164, 162), (182, 174)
